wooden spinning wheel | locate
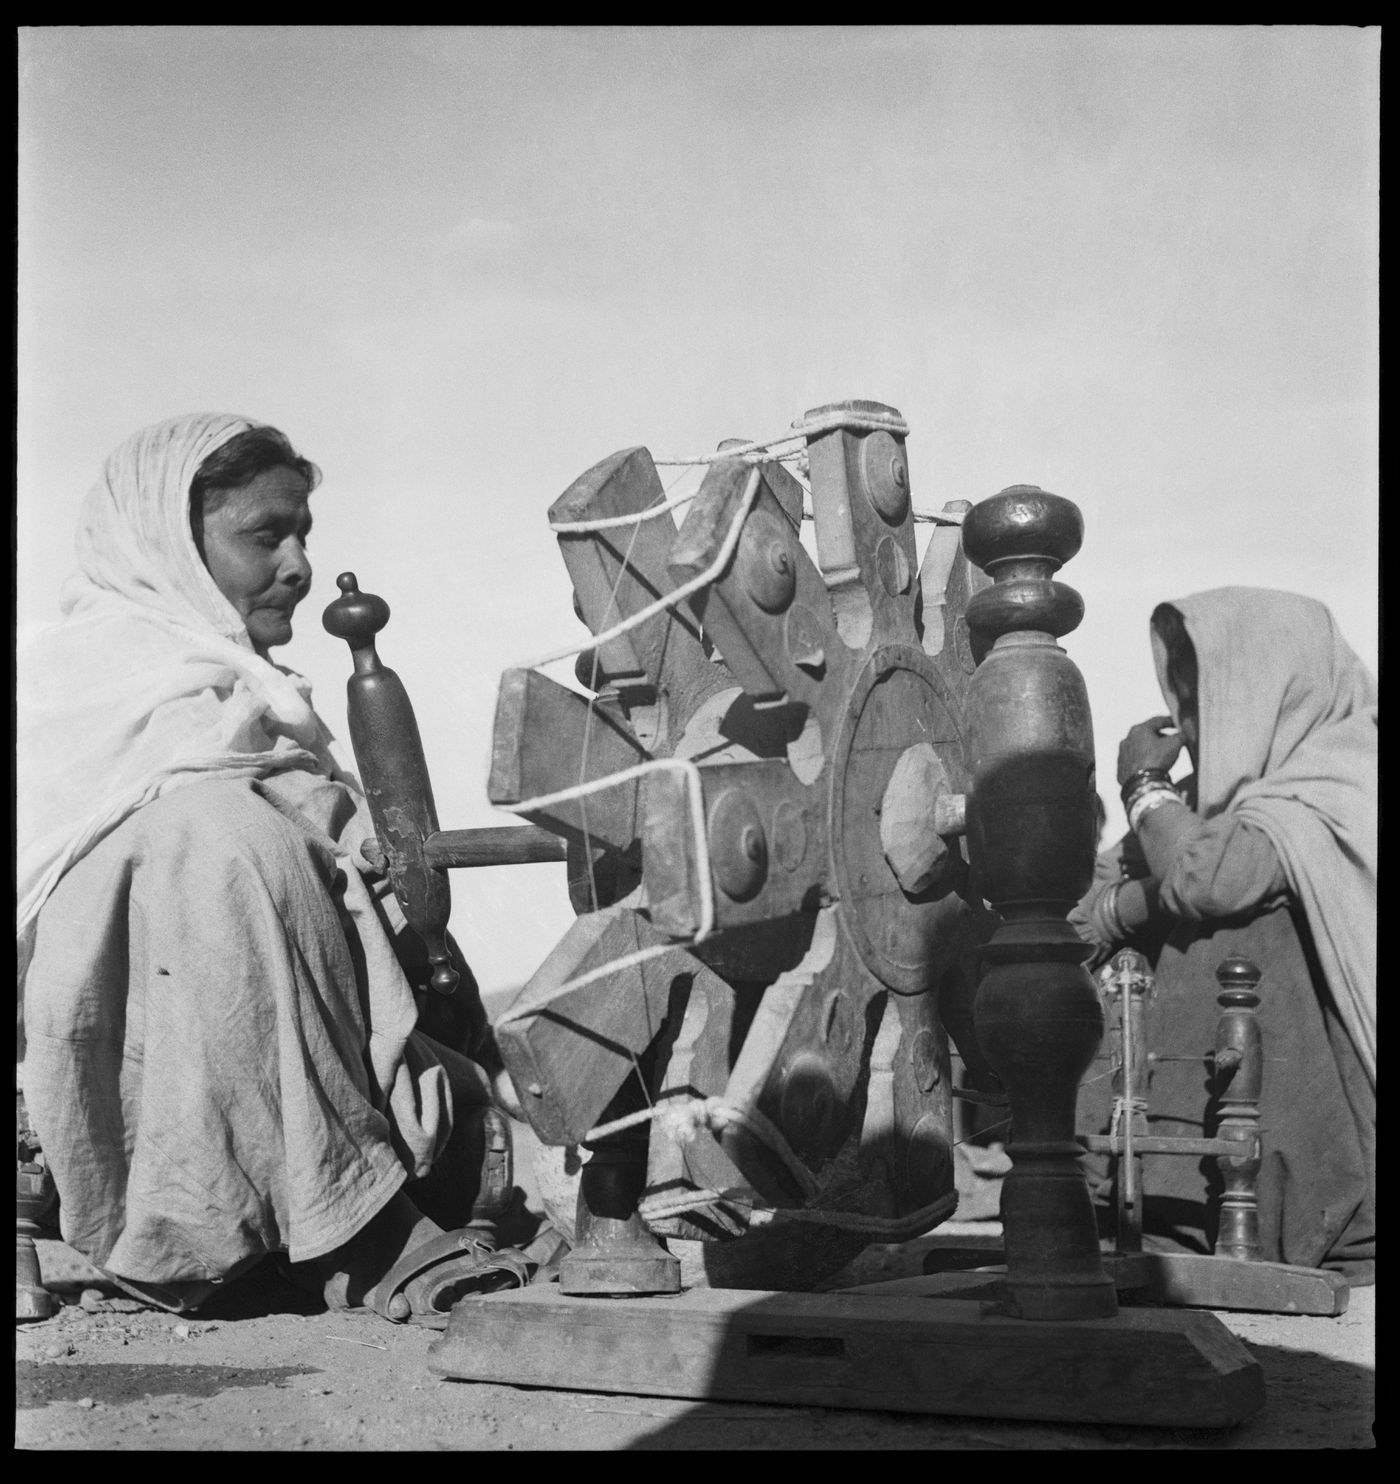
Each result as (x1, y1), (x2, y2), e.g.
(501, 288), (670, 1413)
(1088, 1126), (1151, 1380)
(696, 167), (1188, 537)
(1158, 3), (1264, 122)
(326, 396), (1112, 1310)
(328, 402), (1270, 1426)
(486, 401), (995, 1288)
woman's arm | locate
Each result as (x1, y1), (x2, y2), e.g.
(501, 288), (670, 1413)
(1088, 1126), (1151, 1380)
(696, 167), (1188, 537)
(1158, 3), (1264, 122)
(1117, 717), (1289, 921)
(1140, 804), (1290, 921)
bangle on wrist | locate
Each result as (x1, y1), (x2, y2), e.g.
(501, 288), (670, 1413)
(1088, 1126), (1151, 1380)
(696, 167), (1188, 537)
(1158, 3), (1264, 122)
(1100, 879), (1127, 941)
(1122, 769), (1179, 814)
(1121, 782), (1157, 819)
(1120, 767), (1172, 809)
(1127, 783), (1184, 833)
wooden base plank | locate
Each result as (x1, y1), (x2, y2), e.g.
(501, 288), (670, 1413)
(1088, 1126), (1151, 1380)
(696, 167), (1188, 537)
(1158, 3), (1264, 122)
(917, 1242), (1349, 1317)
(427, 1284), (1264, 1428)
(1136, 1253), (1349, 1316)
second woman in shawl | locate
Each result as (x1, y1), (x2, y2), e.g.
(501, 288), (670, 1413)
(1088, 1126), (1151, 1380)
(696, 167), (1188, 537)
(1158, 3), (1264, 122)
(1074, 587), (1376, 1281)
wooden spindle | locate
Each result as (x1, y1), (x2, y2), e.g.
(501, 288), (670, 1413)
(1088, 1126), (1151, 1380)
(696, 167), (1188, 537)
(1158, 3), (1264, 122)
(1212, 957), (1264, 1261)
(964, 486), (1117, 1321)
(323, 573), (458, 995)
(1107, 949), (1153, 1255)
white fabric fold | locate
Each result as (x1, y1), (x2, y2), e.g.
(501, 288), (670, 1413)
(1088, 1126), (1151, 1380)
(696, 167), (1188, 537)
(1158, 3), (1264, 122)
(17, 413), (349, 989)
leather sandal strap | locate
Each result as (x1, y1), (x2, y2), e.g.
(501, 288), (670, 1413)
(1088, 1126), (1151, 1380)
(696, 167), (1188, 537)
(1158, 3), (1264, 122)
(370, 1230), (495, 1321)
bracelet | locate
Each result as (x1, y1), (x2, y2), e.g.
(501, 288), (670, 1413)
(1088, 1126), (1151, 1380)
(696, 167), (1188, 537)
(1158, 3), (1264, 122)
(1099, 879), (1128, 941)
(1121, 771), (1177, 818)
(1127, 783), (1184, 833)
(1119, 767), (1172, 807)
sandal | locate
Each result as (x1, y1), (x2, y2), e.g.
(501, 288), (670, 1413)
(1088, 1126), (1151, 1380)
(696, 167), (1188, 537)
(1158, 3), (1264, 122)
(371, 1229), (536, 1328)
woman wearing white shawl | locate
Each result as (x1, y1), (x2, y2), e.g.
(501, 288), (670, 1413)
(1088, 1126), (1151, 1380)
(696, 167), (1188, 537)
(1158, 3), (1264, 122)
(19, 413), (514, 1319)
(1074, 588), (1376, 1281)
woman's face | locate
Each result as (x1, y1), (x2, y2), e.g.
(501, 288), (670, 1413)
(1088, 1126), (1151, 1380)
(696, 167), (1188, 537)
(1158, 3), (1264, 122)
(197, 466), (313, 656)
(1167, 653), (1200, 763)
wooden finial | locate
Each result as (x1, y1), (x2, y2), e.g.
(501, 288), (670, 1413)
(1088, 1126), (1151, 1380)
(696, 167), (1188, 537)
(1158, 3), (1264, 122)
(1215, 957), (1263, 1001)
(322, 572), (390, 651)
(961, 488), (1086, 640)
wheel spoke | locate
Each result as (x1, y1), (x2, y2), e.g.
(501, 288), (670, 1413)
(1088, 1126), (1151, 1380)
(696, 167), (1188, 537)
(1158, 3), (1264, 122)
(641, 757), (825, 939)
(804, 408), (920, 651)
(488, 667), (647, 851)
(916, 501), (991, 716)
(551, 447), (729, 750)
(496, 902), (704, 1145)
(669, 459), (847, 717)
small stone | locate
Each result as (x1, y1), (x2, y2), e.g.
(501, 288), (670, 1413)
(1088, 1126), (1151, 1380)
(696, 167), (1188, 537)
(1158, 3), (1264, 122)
(76, 1397), (96, 1410)
(173, 1323), (191, 1340)
(43, 1343), (74, 1359)
(79, 1288), (106, 1314)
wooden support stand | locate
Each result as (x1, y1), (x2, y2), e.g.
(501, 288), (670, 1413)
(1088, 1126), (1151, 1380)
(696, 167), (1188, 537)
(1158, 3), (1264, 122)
(1090, 952), (1349, 1317)
(961, 487), (1117, 1322)
(428, 1284), (1264, 1427)
(558, 1094), (681, 1296)
(922, 952), (1350, 1317)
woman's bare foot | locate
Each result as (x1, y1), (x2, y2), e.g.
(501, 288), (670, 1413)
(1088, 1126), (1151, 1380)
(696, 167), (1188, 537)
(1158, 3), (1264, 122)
(303, 1191), (445, 1319)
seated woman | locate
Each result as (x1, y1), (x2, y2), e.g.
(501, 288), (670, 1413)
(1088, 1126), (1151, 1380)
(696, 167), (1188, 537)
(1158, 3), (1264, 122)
(18, 413), (526, 1321)
(1074, 589), (1375, 1282)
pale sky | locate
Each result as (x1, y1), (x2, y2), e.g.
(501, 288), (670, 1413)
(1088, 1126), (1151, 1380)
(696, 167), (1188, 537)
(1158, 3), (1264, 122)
(17, 25), (1379, 997)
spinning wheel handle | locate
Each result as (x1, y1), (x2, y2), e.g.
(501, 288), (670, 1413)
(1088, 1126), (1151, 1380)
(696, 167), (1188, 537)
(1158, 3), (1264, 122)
(323, 573), (459, 996)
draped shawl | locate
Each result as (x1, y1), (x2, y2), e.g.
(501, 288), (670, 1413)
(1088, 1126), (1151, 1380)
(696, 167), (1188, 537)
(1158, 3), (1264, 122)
(1151, 587), (1377, 1085)
(17, 413), (348, 988)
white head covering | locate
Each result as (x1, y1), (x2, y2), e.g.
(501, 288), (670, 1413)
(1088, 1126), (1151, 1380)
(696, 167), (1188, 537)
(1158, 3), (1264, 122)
(1151, 587), (1377, 1086)
(17, 413), (347, 984)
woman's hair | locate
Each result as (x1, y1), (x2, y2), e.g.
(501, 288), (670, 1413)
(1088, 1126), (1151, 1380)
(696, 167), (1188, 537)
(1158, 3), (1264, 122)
(189, 426), (321, 550)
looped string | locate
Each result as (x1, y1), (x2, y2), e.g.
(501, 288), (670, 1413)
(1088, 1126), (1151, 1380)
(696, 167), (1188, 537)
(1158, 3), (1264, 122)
(497, 756), (714, 946)
(582, 1093), (819, 1200)
(587, 1090), (967, 1238)
(638, 1184), (961, 1238)
(649, 405), (909, 467)
(522, 465), (762, 671)
(950, 1085), (1009, 1107)
(499, 411), (960, 1060)
(584, 1092), (967, 1240)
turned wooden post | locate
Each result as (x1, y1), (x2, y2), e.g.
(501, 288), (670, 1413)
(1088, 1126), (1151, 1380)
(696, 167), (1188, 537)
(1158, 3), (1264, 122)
(1107, 949), (1153, 1255)
(17, 1091), (56, 1322)
(322, 572), (458, 995)
(559, 1080), (682, 1296)
(964, 486), (1117, 1320)
(1212, 957), (1264, 1261)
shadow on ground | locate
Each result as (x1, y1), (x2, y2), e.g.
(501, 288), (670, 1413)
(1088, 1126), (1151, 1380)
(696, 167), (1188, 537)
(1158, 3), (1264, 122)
(624, 1338), (1374, 1450)
(17, 1361), (320, 1412)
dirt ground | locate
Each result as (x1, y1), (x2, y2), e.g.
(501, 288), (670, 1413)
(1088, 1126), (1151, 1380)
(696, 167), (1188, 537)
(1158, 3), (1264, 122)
(16, 1138), (1375, 1452)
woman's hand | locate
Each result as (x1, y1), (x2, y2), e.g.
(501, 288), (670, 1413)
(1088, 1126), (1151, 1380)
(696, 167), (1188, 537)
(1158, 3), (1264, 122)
(1117, 715), (1184, 786)
(1069, 878), (1121, 968)
(490, 1065), (526, 1122)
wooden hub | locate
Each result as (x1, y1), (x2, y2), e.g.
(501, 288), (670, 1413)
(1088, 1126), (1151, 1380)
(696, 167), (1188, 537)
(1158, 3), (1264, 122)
(830, 646), (968, 995)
